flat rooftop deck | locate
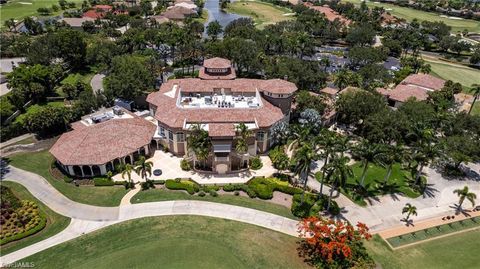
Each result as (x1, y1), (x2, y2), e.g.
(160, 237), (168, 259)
(178, 94), (261, 109)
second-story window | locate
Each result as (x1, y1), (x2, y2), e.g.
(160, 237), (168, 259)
(256, 131), (265, 141)
(159, 126), (166, 138)
(177, 132), (185, 142)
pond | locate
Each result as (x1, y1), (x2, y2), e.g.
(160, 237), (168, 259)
(203, 0), (246, 36)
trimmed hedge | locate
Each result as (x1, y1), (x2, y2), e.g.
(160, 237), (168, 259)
(248, 177), (303, 200)
(249, 156), (263, 170)
(0, 213), (47, 245)
(165, 179), (200, 195)
(93, 177), (115, 186)
(153, 180), (165, 185)
(114, 181), (127, 185)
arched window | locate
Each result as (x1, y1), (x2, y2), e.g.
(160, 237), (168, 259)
(124, 155), (132, 164)
(106, 162), (113, 172)
(73, 166), (82, 176)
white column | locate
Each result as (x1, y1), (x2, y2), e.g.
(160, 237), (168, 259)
(100, 164), (107, 175)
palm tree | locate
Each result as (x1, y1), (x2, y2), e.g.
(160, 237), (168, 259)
(187, 124), (212, 169)
(379, 144), (404, 185)
(325, 156), (353, 211)
(318, 130), (338, 195)
(293, 143), (317, 203)
(353, 141), (385, 187)
(334, 69), (349, 90)
(412, 142), (440, 186)
(402, 203), (417, 222)
(134, 156), (153, 181)
(468, 84), (480, 115)
(121, 163), (134, 184)
(235, 123), (253, 154)
(453, 186), (477, 210)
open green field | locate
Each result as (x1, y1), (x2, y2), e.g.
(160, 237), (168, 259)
(0, 0), (83, 27)
(365, 230), (480, 269)
(0, 181), (70, 255)
(19, 216), (309, 269)
(342, 0), (480, 33)
(226, 0), (293, 29)
(132, 188), (297, 219)
(425, 59), (480, 91)
(7, 150), (129, 207)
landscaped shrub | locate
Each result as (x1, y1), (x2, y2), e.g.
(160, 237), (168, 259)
(153, 180), (165, 185)
(249, 156), (263, 170)
(124, 181), (135, 189)
(248, 177), (303, 200)
(180, 159), (191, 171)
(0, 191), (46, 245)
(140, 180), (155, 190)
(268, 146), (289, 170)
(114, 181), (127, 185)
(93, 177), (115, 186)
(209, 190), (218, 197)
(165, 179), (199, 195)
(222, 184), (248, 192)
(234, 190), (240, 196)
(201, 185), (220, 192)
(291, 193), (318, 218)
(198, 191), (206, 197)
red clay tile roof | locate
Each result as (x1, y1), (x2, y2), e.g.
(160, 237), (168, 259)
(401, 73), (445, 90)
(320, 87), (339, 95)
(388, 84), (431, 102)
(147, 79), (294, 129)
(203, 58), (232, 69)
(375, 87), (390, 96)
(209, 123), (236, 137)
(50, 117), (156, 166)
(304, 3), (351, 25)
(162, 5), (196, 20)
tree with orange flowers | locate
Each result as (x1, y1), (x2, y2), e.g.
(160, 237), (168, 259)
(297, 216), (375, 268)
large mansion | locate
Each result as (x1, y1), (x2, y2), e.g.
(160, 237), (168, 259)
(50, 58), (297, 177)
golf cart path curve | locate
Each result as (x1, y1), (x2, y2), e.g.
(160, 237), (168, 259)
(1, 166), (298, 266)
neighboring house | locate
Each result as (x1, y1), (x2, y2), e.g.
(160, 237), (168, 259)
(61, 17), (96, 29)
(50, 58), (297, 176)
(304, 3), (351, 26)
(174, 1), (198, 11)
(161, 5), (197, 22)
(150, 15), (170, 25)
(377, 73), (446, 107)
(146, 58), (297, 174)
(83, 5), (127, 19)
(377, 73), (473, 111)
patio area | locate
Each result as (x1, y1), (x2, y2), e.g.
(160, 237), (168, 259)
(112, 150), (277, 184)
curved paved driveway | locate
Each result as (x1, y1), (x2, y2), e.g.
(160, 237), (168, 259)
(1, 167), (298, 266)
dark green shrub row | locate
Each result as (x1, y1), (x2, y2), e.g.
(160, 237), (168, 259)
(222, 183), (257, 198)
(201, 185), (220, 192)
(165, 179), (200, 195)
(248, 177), (303, 200)
(141, 180), (155, 190)
(153, 180), (165, 185)
(114, 181), (127, 185)
(93, 177), (115, 186)
(0, 212), (47, 245)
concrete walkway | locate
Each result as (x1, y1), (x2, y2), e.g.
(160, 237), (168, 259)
(0, 133), (34, 149)
(90, 74), (105, 94)
(0, 166), (298, 266)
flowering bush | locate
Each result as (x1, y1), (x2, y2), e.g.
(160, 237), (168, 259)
(297, 217), (374, 268)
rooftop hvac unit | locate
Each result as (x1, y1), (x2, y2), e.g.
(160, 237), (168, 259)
(112, 106), (124, 115)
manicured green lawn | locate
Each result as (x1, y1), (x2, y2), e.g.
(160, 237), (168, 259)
(61, 72), (95, 86)
(19, 216), (309, 269)
(0, 0), (83, 27)
(0, 181), (71, 255)
(132, 188), (297, 219)
(343, 0), (480, 33)
(425, 59), (480, 91)
(14, 101), (65, 125)
(226, 0), (293, 29)
(193, 9), (209, 24)
(7, 150), (129, 207)
(365, 231), (480, 269)
(316, 162), (420, 206)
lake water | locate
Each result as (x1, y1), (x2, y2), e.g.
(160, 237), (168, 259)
(203, 0), (246, 36)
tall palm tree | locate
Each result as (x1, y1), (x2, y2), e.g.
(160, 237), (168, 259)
(379, 144), (404, 185)
(402, 203), (417, 222)
(187, 124), (212, 169)
(134, 156), (153, 181)
(468, 84), (480, 115)
(453, 186), (477, 210)
(293, 143), (317, 203)
(121, 163), (134, 184)
(235, 123), (253, 154)
(325, 156), (353, 211)
(353, 141), (385, 187)
(317, 130), (337, 195)
(412, 142), (440, 186)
